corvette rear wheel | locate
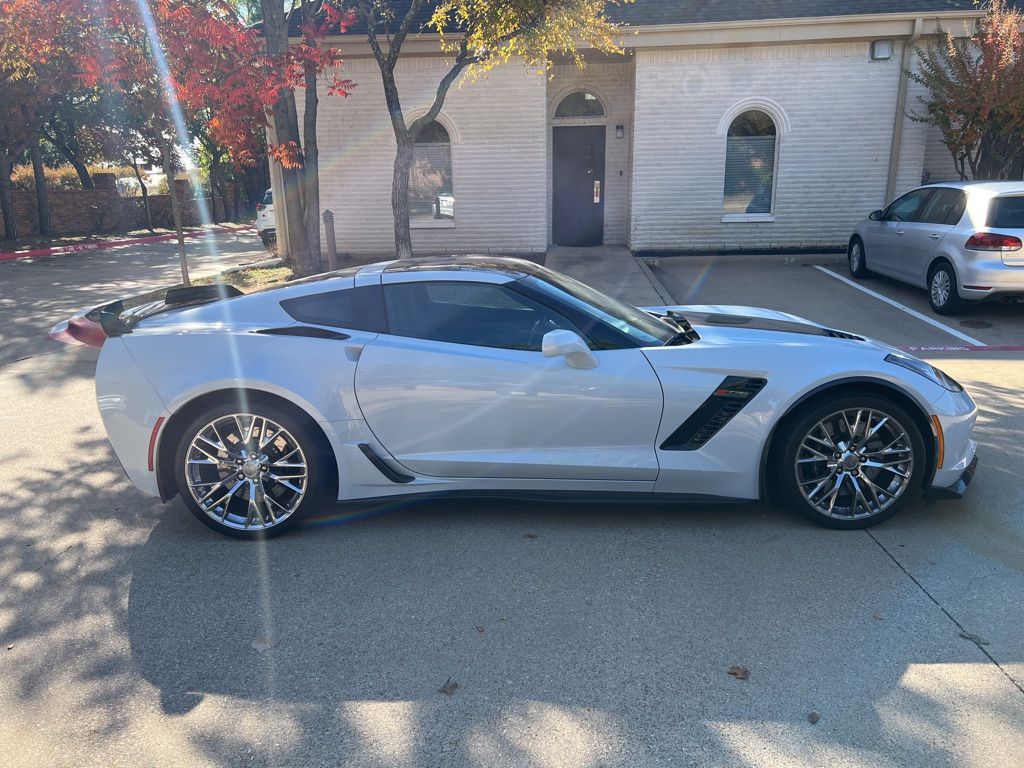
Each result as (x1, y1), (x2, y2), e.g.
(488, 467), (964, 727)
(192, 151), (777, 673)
(779, 396), (926, 529)
(174, 398), (331, 538)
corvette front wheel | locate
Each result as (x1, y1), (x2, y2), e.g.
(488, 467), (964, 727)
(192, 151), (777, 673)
(779, 396), (927, 529)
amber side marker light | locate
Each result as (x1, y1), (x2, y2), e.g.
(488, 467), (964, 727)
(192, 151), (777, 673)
(930, 415), (945, 469)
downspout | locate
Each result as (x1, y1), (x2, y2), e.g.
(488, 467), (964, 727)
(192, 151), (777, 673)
(886, 17), (923, 203)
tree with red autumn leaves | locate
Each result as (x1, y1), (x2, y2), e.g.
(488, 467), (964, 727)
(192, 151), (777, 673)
(0, 0), (86, 240)
(911, 0), (1024, 180)
(3, 0), (349, 277)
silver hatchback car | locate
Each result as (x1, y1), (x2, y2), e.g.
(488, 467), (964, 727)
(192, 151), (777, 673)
(848, 181), (1024, 314)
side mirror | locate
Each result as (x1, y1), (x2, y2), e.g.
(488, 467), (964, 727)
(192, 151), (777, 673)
(869, 209), (884, 221)
(542, 329), (597, 369)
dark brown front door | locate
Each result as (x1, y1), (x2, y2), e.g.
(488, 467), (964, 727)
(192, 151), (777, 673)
(552, 125), (605, 247)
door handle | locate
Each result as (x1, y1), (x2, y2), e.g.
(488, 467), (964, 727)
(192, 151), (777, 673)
(929, 233), (942, 239)
(593, 180), (601, 203)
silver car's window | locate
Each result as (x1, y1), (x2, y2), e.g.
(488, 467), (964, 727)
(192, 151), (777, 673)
(918, 188), (966, 225)
(988, 196), (1024, 228)
(384, 281), (584, 352)
(884, 189), (932, 222)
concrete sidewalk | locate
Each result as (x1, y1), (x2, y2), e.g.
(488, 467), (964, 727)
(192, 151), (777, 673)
(544, 245), (672, 306)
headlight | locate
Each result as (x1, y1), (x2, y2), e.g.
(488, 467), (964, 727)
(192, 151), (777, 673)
(885, 353), (963, 392)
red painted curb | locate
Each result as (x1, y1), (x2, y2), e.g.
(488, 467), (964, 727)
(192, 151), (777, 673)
(0, 224), (255, 262)
(903, 345), (1024, 353)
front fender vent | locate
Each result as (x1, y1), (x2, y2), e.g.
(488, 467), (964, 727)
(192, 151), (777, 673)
(660, 376), (767, 451)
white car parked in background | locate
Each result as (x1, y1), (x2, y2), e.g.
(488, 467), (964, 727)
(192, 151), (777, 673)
(255, 188), (275, 250)
(51, 257), (978, 539)
(848, 181), (1024, 314)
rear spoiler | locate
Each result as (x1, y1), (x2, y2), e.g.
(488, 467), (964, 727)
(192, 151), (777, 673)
(49, 283), (242, 349)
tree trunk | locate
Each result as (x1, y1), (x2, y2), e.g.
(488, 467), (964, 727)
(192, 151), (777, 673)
(261, 0), (312, 272)
(301, 49), (322, 274)
(162, 140), (190, 286)
(0, 152), (17, 242)
(31, 139), (51, 236)
(392, 138), (415, 259)
(69, 158), (94, 190)
(133, 163), (154, 231)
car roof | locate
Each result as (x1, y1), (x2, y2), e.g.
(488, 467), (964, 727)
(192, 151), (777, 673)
(922, 180), (1024, 196)
(378, 256), (544, 278)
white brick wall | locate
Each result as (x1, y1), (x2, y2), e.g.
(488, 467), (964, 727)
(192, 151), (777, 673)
(286, 41), (937, 256)
(302, 56), (548, 256)
(923, 124), (962, 183)
(629, 42), (917, 251)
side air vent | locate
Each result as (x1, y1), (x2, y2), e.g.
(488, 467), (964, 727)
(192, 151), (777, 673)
(823, 328), (865, 341)
(660, 376), (767, 451)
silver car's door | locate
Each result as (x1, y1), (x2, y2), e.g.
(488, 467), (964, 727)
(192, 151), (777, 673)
(897, 188), (965, 285)
(354, 278), (664, 481)
(872, 188), (934, 278)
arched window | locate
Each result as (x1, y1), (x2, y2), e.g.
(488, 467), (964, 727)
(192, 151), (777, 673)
(410, 120), (454, 219)
(555, 91), (605, 119)
(723, 110), (777, 214)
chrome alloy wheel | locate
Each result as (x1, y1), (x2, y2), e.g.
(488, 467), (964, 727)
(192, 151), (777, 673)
(849, 241), (862, 271)
(794, 408), (914, 520)
(184, 413), (308, 531)
(931, 269), (951, 307)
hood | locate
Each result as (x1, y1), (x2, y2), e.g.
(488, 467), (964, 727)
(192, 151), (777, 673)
(645, 304), (870, 344)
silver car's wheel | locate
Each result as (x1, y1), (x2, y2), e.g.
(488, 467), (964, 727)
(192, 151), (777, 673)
(795, 408), (914, 520)
(779, 395), (926, 529)
(928, 262), (965, 315)
(183, 412), (309, 533)
(930, 270), (950, 307)
(848, 237), (870, 277)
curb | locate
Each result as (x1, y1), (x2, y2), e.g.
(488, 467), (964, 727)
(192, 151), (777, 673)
(0, 224), (255, 263)
(634, 255), (676, 305)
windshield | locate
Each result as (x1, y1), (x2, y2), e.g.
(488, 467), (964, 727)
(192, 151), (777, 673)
(523, 266), (677, 347)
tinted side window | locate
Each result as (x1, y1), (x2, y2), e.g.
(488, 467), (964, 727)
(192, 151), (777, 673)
(884, 189), (932, 222)
(988, 196), (1024, 228)
(280, 285), (387, 332)
(261, 190), (272, 205)
(384, 281), (583, 351)
(918, 188), (966, 225)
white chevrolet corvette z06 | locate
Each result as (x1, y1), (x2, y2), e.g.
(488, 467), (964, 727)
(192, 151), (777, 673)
(51, 257), (978, 539)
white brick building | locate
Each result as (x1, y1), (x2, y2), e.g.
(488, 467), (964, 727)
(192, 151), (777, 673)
(273, 1), (982, 257)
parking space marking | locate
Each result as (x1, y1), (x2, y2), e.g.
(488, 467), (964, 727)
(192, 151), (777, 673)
(813, 266), (985, 346)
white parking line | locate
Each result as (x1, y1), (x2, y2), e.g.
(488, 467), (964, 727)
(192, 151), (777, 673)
(813, 266), (985, 346)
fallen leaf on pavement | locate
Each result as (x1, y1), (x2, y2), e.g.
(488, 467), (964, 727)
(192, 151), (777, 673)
(6, 644), (13, 651)
(474, 625), (484, 633)
(727, 666), (749, 680)
(808, 712), (820, 724)
(523, 533), (537, 540)
(438, 678), (458, 696)
(251, 638), (279, 653)
(958, 631), (990, 645)
(872, 612), (883, 621)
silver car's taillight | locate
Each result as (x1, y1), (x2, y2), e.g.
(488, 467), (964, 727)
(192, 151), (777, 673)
(965, 232), (1023, 251)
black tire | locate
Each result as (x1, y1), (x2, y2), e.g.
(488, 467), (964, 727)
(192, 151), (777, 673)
(776, 394), (927, 529)
(928, 260), (966, 315)
(848, 237), (871, 278)
(173, 394), (335, 539)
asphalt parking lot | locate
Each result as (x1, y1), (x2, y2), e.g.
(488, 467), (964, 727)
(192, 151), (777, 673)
(2, 237), (1023, 767)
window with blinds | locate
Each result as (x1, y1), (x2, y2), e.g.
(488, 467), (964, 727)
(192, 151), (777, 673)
(723, 111), (777, 214)
(410, 121), (454, 219)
